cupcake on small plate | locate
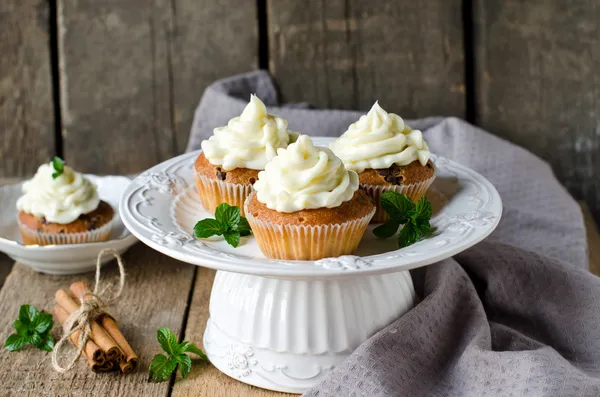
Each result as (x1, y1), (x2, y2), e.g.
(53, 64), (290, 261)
(330, 101), (435, 223)
(196, 94), (297, 215)
(16, 158), (114, 245)
(245, 135), (375, 260)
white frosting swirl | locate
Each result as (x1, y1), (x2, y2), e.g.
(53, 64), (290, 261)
(201, 94), (296, 171)
(254, 135), (359, 213)
(329, 101), (430, 173)
(16, 162), (100, 224)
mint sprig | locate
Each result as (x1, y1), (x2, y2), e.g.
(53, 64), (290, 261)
(51, 156), (65, 179)
(4, 304), (54, 352)
(193, 203), (252, 247)
(149, 327), (208, 382)
(373, 191), (433, 247)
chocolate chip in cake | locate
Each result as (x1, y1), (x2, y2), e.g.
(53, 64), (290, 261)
(216, 171), (227, 181)
(249, 177), (256, 185)
(40, 217), (47, 224)
(426, 162), (432, 169)
(376, 168), (390, 177)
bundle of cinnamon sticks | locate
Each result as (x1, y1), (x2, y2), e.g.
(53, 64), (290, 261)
(53, 281), (138, 373)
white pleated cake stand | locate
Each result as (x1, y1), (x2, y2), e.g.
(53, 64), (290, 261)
(119, 137), (502, 393)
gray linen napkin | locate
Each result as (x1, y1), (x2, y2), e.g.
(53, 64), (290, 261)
(188, 71), (600, 397)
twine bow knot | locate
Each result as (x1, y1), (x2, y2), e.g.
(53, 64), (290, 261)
(51, 249), (126, 373)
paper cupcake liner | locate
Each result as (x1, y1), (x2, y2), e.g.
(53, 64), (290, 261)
(363, 174), (436, 223)
(195, 172), (253, 216)
(17, 217), (114, 246)
(245, 193), (375, 260)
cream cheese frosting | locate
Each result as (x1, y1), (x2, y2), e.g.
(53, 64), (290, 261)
(253, 135), (359, 213)
(329, 101), (430, 173)
(16, 162), (100, 224)
(201, 94), (297, 171)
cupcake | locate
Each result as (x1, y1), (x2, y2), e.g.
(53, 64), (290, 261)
(16, 158), (114, 245)
(330, 101), (435, 223)
(196, 94), (297, 215)
(246, 135), (375, 260)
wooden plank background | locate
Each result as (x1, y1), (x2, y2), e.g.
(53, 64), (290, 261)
(0, 0), (599, 221)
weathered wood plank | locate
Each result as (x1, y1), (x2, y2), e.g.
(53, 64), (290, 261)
(0, 243), (196, 396)
(0, 0), (55, 177)
(268, 0), (465, 116)
(59, 0), (257, 174)
(171, 267), (295, 397)
(474, 0), (600, 222)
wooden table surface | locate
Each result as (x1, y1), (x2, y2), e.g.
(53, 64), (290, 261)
(0, 177), (598, 396)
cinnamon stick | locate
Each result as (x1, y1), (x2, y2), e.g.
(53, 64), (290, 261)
(70, 282), (138, 373)
(54, 289), (123, 362)
(53, 304), (106, 371)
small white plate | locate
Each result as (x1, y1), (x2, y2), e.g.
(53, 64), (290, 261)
(0, 175), (138, 275)
(120, 137), (503, 280)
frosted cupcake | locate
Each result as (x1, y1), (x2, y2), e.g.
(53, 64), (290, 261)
(196, 94), (297, 215)
(330, 102), (435, 223)
(246, 135), (375, 260)
(16, 158), (114, 245)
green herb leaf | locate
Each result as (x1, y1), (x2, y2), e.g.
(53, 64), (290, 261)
(176, 354), (192, 378)
(19, 304), (39, 326)
(13, 320), (26, 335)
(149, 353), (178, 382)
(4, 334), (27, 352)
(193, 203), (251, 247)
(51, 156), (65, 179)
(373, 220), (401, 239)
(157, 327), (180, 356)
(237, 218), (252, 237)
(398, 221), (419, 248)
(193, 219), (224, 239)
(36, 335), (55, 352)
(31, 312), (53, 335)
(377, 192), (434, 249)
(27, 332), (43, 347)
(182, 343), (209, 361)
(215, 203), (241, 228)
(380, 191), (414, 223)
(223, 231), (241, 248)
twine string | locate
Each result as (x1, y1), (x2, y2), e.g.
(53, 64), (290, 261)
(51, 249), (126, 373)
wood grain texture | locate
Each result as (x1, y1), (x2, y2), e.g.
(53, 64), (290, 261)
(473, 0), (600, 222)
(0, 243), (196, 396)
(0, 0), (55, 177)
(171, 267), (296, 397)
(59, 0), (257, 174)
(268, 0), (465, 116)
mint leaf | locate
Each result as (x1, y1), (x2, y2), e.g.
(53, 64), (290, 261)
(27, 332), (43, 347)
(373, 220), (401, 239)
(36, 335), (55, 352)
(380, 191), (414, 223)
(176, 354), (192, 378)
(149, 353), (178, 382)
(193, 219), (224, 239)
(157, 327), (180, 356)
(215, 203), (241, 228)
(19, 305), (39, 326)
(32, 312), (53, 334)
(223, 231), (241, 248)
(13, 320), (26, 335)
(51, 156), (65, 179)
(182, 343), (209, 361)
(237, 218), (252, 236)
(194, 203), (251, 247)
(398, 222), (419, 248)
(415, 196), (432, 221)
(4, 334), (27, 351)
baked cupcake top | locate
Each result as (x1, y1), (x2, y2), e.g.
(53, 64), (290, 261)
(329, 101), (430, 173)
(16, 160), (100, 224)
(253, 135), (359, 213)
(201, 94), (297, 171)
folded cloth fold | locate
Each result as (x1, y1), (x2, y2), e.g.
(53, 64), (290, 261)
(188, 71), (599, 397)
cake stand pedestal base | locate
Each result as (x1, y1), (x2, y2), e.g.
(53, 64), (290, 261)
(203, 270), (416, 394)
